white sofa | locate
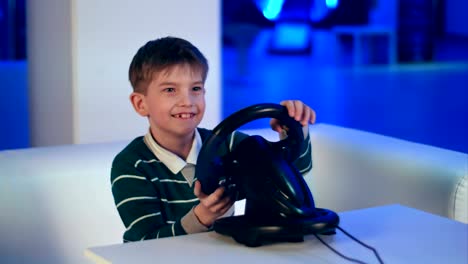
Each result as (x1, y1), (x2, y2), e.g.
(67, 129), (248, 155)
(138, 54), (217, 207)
(1, 123), (466, 264)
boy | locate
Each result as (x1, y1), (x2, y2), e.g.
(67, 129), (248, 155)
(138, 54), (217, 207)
(111, 36), (315, 242)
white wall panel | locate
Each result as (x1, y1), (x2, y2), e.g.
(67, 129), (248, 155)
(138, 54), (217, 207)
(28, 0), (221, 146)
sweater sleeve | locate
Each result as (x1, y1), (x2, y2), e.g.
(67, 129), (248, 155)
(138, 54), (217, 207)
(111, 157), (187, 242)
(276, 125), (313, 175)
(292, 126), (313, 175)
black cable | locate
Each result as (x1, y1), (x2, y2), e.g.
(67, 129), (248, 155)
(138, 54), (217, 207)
(313, 233), (368, 264)
(336, 225), (384, 264)
(313, 225), (384, 264)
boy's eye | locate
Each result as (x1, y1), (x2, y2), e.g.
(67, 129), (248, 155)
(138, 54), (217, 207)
(192, 86), (203, 92)
(164, 88), (175, 92)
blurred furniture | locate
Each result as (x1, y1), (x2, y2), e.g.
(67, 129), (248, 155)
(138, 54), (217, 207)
(397, 0), (437, 62)
(333, 26), (397, 65)
(222, 0), (273, 78)
(1, 123), (466, 264)
(85, 204), (468, 264)
(330, 0), (398, 65)
(267, 0), (313, 55)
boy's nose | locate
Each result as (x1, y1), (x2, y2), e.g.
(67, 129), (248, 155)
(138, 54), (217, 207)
(179, 91), (194, 106)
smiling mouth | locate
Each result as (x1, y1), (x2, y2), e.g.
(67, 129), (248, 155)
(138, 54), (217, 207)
(173, 113), (196, 119)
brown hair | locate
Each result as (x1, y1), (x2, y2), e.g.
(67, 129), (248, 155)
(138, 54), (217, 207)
(128, 37), (209, 94)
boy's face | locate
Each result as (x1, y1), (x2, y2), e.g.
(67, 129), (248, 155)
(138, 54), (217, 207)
(132, 63), (206, 141)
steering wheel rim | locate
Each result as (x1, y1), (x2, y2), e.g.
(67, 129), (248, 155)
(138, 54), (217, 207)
(196, 103), (304, 194)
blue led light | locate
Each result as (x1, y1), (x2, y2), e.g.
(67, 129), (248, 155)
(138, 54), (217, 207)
(259, 0), (285, 21)
(325, 0), (339, 9)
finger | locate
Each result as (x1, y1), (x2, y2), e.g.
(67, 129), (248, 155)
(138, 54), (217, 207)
(269, 119), (282, 133)
(301, 106), (311, 126)
(193, 181), (206, 199)
(209, 197), (232, 213)
(217, 200), (235, 215)
(293, 100), (303, 122)
(280, 100), (295, 118)
(203, 186), (226, 208)
(310, 107), (316, 124)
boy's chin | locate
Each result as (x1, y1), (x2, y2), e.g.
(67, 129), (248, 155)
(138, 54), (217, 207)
(173, 126), (199, 137)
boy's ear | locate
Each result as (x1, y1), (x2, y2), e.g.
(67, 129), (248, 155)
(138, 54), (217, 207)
(130, 92), (149, 116)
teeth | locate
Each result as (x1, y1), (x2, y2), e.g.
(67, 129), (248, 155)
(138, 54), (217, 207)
(175, 113), (194, 119)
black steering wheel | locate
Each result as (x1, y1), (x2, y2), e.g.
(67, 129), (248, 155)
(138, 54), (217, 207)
(195, 103), (339, 247)
(195, 103), (304, 195)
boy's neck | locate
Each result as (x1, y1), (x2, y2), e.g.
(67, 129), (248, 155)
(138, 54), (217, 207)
(150, 129), (194, 160)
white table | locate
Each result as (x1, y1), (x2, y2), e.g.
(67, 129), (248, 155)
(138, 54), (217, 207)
(84, 205), (468, 264)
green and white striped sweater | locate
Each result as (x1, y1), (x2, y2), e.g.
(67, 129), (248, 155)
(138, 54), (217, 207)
(111, 128), (312, 242)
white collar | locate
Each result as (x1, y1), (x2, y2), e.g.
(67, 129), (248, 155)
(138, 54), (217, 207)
(143, 129), (202, 174)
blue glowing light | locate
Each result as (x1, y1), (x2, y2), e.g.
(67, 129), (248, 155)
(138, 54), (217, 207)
(325, 0), (339, 9)
(259, 0), (285, 21)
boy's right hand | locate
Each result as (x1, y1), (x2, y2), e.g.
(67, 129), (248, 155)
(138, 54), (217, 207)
(193, 181), (234, 227)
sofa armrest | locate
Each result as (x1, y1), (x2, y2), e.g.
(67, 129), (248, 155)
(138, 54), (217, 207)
(0, 142), (127, 263)
(307, 124), (467, 223)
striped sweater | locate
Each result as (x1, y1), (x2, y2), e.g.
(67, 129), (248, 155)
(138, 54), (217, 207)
(111, 127), (312, 242)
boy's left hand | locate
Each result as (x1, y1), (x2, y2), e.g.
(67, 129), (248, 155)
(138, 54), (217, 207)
(270, 100), (316, 133)
(193, 181), (234, 227)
